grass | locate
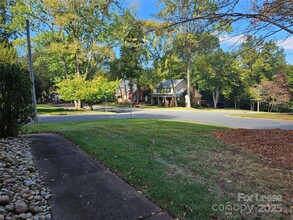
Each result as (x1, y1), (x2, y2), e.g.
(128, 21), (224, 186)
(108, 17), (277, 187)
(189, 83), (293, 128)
(109, 102), (249, 112)
(229, 112), (293, 121)
(24, 119), (292, 219)
(37, 104), (113, 115)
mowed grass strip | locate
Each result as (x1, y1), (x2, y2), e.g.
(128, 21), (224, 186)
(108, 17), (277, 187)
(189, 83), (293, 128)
(229, 112), (293, 121)
(37, 104), (112, 115)
(24, 119), (292, 219)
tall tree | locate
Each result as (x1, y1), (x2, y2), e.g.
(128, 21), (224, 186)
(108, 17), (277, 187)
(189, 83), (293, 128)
(113, 11), (146, 102)
(157, 0), (221, 107)
(144, 20), (185, 106)
(285, 65), (293, 96)
(0, 0), (18, 43)
(9, 0), (123, 108)
(237, 36), (287, 107)
(194, 49), (239, 108)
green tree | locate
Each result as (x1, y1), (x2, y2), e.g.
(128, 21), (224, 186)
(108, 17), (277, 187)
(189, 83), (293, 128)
(0, 42), (17, 63)
(158, 0), (221, 107)
(144, 21), (185, 106)
(285, 65), (293, 96)
(237, 36), (287, 109)
(9, 0), (122, 108)
(194, 49), (239, 108)
(109, 10), (147, 103)
(57, 76), (119, 110)
(0, 0), (18, 43)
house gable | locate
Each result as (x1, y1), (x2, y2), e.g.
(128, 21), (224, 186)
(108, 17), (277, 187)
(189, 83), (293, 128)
(153, 79), (187, 96)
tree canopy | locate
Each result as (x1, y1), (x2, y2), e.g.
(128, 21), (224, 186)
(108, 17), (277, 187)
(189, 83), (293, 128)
(1, 0), (291, 112)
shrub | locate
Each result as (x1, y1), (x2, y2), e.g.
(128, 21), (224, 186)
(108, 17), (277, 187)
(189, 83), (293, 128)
(272, 102), (293, 113)
(0, 63), (33, 137)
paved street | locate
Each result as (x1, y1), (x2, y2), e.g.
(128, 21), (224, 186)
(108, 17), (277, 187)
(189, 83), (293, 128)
(36, 108), (293, 130)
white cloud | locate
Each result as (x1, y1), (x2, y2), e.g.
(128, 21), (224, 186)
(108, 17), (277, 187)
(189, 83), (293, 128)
(277, 36), (293, 50)
(219, 34), (246, 45)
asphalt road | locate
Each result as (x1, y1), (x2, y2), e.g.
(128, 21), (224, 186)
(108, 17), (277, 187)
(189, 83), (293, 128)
(36, 108), (293, 130)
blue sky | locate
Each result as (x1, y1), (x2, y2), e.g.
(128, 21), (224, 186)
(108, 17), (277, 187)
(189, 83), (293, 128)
(128, 0), (159, 19)
(128, 0), (293, 64)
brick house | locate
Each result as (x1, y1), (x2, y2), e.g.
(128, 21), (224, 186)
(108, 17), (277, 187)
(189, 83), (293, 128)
(115, 80), (137, 103)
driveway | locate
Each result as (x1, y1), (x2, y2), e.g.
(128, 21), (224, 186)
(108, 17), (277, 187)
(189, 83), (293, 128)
(36, 108), (293, 130)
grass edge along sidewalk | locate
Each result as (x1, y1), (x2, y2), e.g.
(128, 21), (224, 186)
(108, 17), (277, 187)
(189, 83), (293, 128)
(37, 104), (115, 115)
(229, 112), (293, 121)
(24, 119), (293, 219)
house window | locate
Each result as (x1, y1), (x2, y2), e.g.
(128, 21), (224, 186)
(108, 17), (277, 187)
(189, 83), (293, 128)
(165, 88), (171, 93)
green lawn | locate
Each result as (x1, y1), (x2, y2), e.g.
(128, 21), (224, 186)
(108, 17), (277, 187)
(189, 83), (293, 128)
(229, 112), (293, 121)
(37, 104), (113, 115)
(24, 119), (292, 219)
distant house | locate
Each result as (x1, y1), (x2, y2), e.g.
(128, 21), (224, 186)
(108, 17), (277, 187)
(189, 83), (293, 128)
(152, 79), (202, 107)
(115, 80), (137, 103)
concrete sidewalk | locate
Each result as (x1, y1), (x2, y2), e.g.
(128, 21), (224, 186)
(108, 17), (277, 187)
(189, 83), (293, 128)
(26, 134), (173, 220)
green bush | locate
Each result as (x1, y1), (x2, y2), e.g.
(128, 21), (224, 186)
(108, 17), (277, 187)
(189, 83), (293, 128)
(272, 101), (293, 113)
(0, 63), (33, 137)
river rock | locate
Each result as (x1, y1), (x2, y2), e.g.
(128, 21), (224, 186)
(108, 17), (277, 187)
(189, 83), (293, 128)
(29, 206), (43, 214)
(0, 137), (52, 218)
(0, 195), (10, 205)
(5, 204), (15, 211)
(14, 200), (28, 214)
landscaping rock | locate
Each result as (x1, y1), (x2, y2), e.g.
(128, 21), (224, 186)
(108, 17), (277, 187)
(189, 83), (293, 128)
(29, 206), (43, 214)
(0, 196), (9, 205)
(5, 204), (15, 212)
(0, 138), (52, 219)
(14, 200), (28, 214)
(18, 213), (27, 219)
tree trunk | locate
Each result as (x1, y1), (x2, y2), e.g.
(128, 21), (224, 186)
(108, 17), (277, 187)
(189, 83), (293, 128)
(186, 45), (191, 108)
(119, 87), (124, 103)
(87, 102), (93, 111)
(61, 56), (69, 78)
(136, 77), (140, 103)
(129, 78), (133, 102)
(212, 86), (220, 108)
(74, 100), (82, 109)
(123, 79), (127, 103)
(170, 78), (178, 107)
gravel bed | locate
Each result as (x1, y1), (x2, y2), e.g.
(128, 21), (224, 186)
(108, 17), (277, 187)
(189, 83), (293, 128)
(0, 137), (52, 220)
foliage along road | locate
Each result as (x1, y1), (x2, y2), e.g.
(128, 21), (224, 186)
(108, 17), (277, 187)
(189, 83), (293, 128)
(35, 108), (293, 130)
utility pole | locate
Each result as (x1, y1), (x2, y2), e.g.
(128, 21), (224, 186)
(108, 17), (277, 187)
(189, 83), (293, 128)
(26, 19), (38, 123)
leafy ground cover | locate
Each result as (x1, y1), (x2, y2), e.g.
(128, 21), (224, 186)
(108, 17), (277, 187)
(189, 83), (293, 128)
(24, 119), (292, 219)
(229, 113), (293, 121)
(37, 104), (113, 115)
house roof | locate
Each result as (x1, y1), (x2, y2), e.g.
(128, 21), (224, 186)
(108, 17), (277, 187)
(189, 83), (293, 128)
(152, 88), (186, 98)
(155, 79), (184, 88)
